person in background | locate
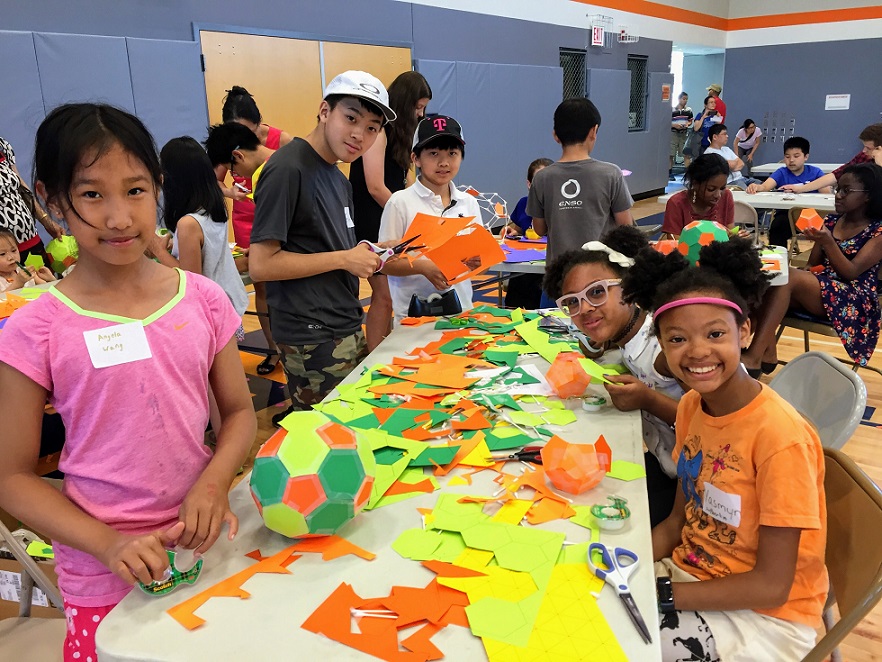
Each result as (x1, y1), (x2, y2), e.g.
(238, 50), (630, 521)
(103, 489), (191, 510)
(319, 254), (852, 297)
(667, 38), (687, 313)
(705, 83), (726, 122)
(734, 119), (762, 176)
(783, 123), (882, 193)
(0, 103), (255, 662)
(216, 86), (292, 375)
(661, 154), (734, 237)
(349, 71), (432, 351)
(379, 115), (483, 323)
(528, 97), (634, 308)
(703, 124), (761, 190)
(503, 157), (553, 309)
(624, 238), (826, 662)
(743, 163), (882, 375)
(670, 92), (694, 179)
(507, 157), (553, 237)
(692, 96), (723, 154)
(747, 137), (831, 248)
(248, 71), (394, 427)
(0, 137), (63, 265)
(0, 229), (55, 292)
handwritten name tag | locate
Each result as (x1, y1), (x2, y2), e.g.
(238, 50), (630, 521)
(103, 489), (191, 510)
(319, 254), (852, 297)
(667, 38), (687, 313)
(702, 483), (742, 527)
(84, 322), (153, 369)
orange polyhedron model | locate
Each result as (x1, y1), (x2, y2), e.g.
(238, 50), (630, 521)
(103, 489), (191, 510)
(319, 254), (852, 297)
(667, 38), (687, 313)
(545, 352), (590, 398)
(540, 434), (612, 494)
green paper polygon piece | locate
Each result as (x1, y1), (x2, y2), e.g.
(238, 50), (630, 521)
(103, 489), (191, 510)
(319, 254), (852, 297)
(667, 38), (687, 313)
(275, 431), (329, 476)
(536, 427), (554, 437)
(24, 253), (44, 269)
(262, 502), (309, 537)
(249, 456), (289, 504)
(570, 505), (601, 542)
(507, 411), (545, 427)
(577, 358), (615, 385)
(409, 445), (460, 467)
(392, 528), (443, 560)
(306, 500), (354, 535)
(318, 449), (365, 498)
(379, 409), (432, 435)
(439, 337), (474, 354)
(342, 413), (382, 430)
(314, 398), (374, 423)
(514, 318), (580, 363)
(471, 393), (522, 412)
(483, 428), (536, 451)
(606, 459), (647, 481)
(374, 468), (439, 508)
(500, 366), (541, 386)
(483, 349), (519, 368)
(511, 308), (524, 324)
(556, 541), (591, 565)
(374, 447), (407, 465)
(541, 409), (577, 426)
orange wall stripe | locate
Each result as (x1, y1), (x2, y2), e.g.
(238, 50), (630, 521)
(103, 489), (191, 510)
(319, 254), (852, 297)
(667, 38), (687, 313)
(571, 0), (882, 32)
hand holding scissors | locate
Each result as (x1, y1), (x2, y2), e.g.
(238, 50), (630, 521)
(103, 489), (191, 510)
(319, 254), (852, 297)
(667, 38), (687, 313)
(359, 235), (427, 271)
(587, 542), (653, 644)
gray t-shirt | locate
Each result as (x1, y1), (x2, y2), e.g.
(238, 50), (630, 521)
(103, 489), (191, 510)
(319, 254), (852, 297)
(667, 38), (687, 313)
(250, 138), (362, 345)
(526, 159), (633, 263)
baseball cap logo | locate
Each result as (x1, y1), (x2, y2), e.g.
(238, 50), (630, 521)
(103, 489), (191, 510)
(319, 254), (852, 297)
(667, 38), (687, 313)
(433, 117), (447, 131)
(561, 179), (581, 199)
(359, 83), (380, 96)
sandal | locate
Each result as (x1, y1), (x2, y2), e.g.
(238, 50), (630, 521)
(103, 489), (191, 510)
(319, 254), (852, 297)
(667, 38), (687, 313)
(256, 351), (281, 375)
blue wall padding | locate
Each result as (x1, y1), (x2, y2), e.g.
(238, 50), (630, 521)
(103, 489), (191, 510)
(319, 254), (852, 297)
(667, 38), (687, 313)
(126, 38), (210, 149)
(0, 31), (46, 186)
(34, 32), (136, 114)
(416, 59), (560, 213)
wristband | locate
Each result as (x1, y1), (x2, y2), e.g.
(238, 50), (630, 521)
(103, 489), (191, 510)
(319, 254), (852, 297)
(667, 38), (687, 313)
(656, 576), (676, 614)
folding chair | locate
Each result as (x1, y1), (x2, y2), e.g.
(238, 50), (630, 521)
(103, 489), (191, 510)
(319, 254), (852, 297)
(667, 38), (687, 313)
(0, 518), (66, 661)
(732, 200), (758, 241)
(768, 351), (866, 449)
(802, 448), (882, 661)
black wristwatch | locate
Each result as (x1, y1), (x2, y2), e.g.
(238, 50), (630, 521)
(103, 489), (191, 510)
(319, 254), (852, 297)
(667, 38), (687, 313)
(656, 577), (676, 614)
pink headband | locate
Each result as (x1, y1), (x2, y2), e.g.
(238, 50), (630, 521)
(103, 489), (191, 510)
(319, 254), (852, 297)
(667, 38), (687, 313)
(654, 296), (743, 319)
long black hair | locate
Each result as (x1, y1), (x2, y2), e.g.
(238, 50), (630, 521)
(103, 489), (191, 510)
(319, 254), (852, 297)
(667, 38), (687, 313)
(543, 225), (649, 300)
(221, 86), (261, 124)
(34, 103), (161, 218)
(160, 137), (227, 232)
(622, 236), (771, 331)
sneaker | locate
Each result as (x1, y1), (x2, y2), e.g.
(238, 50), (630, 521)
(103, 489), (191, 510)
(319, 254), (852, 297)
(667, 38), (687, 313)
(668, 171), (676, 181)
(272, 405), (295, 428)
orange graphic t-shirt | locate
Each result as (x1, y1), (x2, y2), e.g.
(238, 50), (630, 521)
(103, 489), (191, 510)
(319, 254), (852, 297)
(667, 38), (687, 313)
(671, 385), (828, 628)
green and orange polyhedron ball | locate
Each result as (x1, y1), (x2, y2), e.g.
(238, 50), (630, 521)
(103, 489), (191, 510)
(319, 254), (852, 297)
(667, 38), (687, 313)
(677, 220), (729, 265)
(45, 235), (79, 274)
(249, 411), (376, 537)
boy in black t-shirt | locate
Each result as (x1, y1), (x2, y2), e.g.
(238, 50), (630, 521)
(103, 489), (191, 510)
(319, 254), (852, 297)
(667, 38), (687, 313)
(248, 71), (397, 426)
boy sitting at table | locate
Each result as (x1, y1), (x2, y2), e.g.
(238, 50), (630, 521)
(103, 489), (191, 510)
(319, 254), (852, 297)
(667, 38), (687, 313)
(747, 137), (832, 248)
(378, 114), (483, 324)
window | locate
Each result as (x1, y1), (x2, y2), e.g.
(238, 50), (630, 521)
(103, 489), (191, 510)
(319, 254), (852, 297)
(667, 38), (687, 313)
(627, 55), (648, 131)
(560, 48), (586, 100)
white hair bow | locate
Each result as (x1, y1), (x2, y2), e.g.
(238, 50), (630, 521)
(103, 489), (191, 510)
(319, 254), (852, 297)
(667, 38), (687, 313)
(581, 241), (635, 268)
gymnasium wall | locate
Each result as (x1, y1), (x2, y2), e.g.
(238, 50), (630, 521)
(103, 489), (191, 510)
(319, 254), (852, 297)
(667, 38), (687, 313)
(722, 37), (882, 166)
(2, 0), (673, 206)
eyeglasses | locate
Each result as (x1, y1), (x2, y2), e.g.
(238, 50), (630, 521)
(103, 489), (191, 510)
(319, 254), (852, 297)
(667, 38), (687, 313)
(555, 279), (622, 316)
(832, 186), (868, 197)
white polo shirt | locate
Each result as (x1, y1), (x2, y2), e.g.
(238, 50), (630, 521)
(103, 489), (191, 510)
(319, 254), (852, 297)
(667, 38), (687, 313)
(379, 178), (484, 323)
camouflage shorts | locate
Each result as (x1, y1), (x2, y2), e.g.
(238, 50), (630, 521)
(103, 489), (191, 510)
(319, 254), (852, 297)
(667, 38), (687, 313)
(278, 331), (367, 410)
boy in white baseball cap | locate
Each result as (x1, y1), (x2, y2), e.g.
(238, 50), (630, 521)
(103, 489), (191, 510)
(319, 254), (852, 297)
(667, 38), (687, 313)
(249, 70), (396, 425)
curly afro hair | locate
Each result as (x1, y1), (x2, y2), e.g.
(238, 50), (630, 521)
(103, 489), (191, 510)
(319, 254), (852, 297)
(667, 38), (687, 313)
(543, 225), (649, 300)
(622, 236), (771, 330)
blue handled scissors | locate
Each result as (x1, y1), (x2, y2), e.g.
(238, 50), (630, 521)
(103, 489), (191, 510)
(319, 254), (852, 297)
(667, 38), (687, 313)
(587, 542), (653, 644)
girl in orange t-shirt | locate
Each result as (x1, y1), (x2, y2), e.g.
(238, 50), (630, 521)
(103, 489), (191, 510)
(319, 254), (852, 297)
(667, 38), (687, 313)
(623, 237), (828, 661)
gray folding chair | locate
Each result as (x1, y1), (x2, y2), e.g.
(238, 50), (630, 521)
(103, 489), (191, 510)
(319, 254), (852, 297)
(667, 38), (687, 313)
(802, 448), (882, 662)
(769, 351), (867, 449)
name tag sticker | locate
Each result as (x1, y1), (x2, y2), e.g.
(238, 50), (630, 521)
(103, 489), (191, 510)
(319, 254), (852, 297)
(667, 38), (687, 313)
(344, 206), (355, 228)
(702, 483), (742, 527)
(84, 321), (153, 369)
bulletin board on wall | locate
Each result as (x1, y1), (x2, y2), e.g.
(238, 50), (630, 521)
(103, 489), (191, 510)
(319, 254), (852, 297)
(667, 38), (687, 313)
(199, 29), (412, 236)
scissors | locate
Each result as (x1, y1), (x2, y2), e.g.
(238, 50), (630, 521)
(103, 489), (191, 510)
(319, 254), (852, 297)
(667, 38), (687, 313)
(390, 234), (427, 254)
(359, 235), (428, 271)
(587, 542), (653, 644)
(488, 445), (543, 464)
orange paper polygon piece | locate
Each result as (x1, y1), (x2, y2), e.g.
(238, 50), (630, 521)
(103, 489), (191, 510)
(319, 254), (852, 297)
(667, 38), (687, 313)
(526, 497), (577, 524)
(290, 534), (377, 561)
(399, 212), (474, 257)
(424, 224), (506, 286)
(451, 409), (491, 430)
(652, 239), (678, 255)
(540, 434), (612, 494)
(434, 434), (483, 476)
(546, 352), (591, 398)
(168, 545), (300, 629)
(796, 208), (824, 232)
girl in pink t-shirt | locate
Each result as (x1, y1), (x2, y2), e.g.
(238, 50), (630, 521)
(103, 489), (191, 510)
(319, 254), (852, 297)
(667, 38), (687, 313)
(0, 104), (256, 662)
